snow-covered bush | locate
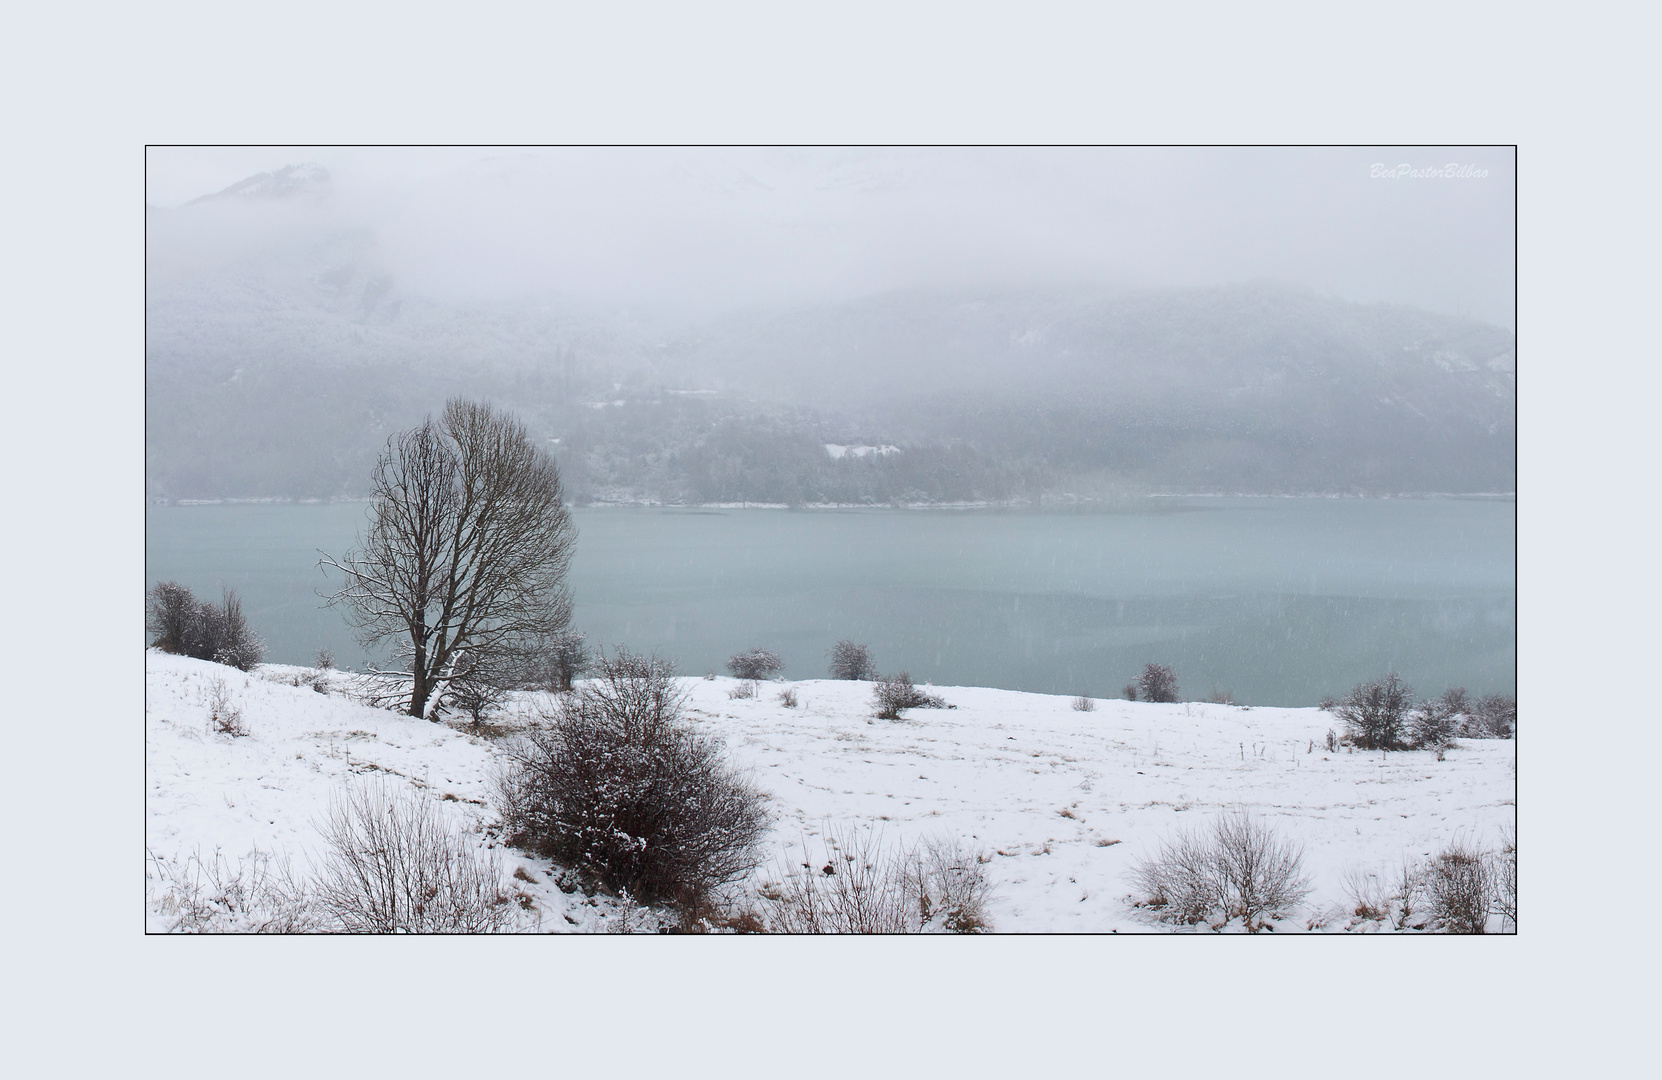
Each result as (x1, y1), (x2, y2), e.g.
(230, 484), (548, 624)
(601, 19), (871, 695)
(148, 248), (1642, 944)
(827, 639), (875, 681)
(765, 829), (992, 933)
(1332, 673), (1414, 750)
(1409, 694), (1461, 750)
(727, 648), (784, 681)
(314, 780), (512, 933)
(146, 582), (264, 671)
(1133, 812), (1311, 929)
(1465, 693), (1516, 739)
(1072, 695), (1096, 712)
(872, 672), (947, 719)
(1135, 663), (1179, 703)
(498, 651), (771, 907)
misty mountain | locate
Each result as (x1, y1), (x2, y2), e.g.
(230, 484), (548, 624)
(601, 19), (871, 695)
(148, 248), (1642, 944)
(145, 174), (1514, 503)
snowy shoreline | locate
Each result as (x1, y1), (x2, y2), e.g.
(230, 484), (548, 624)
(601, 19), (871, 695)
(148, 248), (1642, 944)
(146, 652), (1516, 933)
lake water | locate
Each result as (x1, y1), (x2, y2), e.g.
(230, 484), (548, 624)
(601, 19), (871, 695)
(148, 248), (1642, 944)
(144, 498), (1515, 707)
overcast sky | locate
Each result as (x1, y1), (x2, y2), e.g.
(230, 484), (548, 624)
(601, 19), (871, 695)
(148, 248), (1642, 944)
(147, 146), (1515, 328)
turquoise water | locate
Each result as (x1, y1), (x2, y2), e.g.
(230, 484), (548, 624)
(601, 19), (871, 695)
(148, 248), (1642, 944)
(144, 498), (1515, 706)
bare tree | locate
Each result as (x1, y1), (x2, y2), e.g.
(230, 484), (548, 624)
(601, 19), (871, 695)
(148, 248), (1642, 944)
(321, 399), (576, 719)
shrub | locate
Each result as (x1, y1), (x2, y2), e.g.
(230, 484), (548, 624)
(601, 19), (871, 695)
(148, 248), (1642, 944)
(541, 630), (590, 692)
(1132, 811), (1311, 930)
(146, 581), (196, 654)
(314, 648), (335, 670)
(827, 639), (875, 681)
(727, 648), (784, 681)
(1424, 837), (1492, 934)
(1469, 693), (1517, 739)
(314, 780), (512, 933)
(765, 829), (992, 933)
(1392, 855), (1424, 930)
(1131, 826), (1220, 925)
(912, 838), (994, 933)
(1340, 864), (1390, 923)
(1332, 673), (1414, 750)
(443, 648), (520, 723)
(1071, 695), (1096, 712)
(1492, 825), (1516, 931)
(1135, 663), (1179, 703)
(147, 582), (265, 671)
(1123, 683), (1139, 702)
(872, 672), (947, 719)
(498, 650), (771, 908)
(777, 686), (798, 708)
(206, 677), (249, 737)
(200, 589), (264, 671)
(1408, 697), (1458, 750)
(1211, 812), (1312, 927)
(147, 846), (319, 933)
(727, 680), (757, 700)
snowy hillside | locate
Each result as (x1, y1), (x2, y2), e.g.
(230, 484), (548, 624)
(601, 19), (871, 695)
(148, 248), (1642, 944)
(146, 651), (1515, 932)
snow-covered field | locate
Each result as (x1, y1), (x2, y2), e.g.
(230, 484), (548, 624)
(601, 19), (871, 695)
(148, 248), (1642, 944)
(146, 651), (1515, 932)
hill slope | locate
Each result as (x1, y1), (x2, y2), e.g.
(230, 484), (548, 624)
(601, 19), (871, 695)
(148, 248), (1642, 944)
(146, 652), (1516, 932)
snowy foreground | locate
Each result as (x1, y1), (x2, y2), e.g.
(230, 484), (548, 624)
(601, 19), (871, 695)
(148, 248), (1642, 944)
(146, 651), (1515, 932)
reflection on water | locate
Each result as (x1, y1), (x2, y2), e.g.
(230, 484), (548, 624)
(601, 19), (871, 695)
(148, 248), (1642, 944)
(145, 498), (1515, 706)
